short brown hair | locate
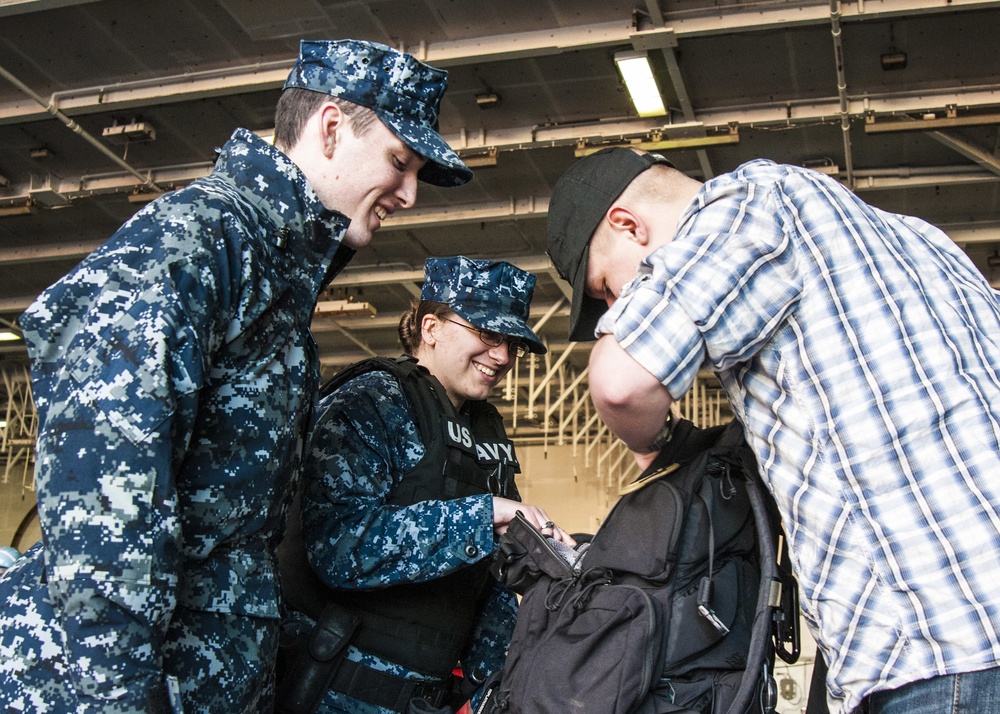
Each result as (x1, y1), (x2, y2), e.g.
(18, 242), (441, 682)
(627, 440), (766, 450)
(273, 88), (379, 151)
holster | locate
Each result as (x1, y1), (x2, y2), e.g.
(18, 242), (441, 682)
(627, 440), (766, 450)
(275, 603), (360, 714)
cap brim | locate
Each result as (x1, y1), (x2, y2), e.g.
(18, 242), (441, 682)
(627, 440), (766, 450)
(564, 241), (610, 342)
(379, 112), (473, 187)
(452, 306), (547, 355)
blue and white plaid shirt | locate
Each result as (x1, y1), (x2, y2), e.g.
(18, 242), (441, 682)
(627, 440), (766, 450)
(598, 159), (1000, 714)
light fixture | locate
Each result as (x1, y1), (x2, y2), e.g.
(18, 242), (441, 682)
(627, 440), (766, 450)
(880, 51), (907, 71)
(461, 148), (498, 168)
(314, 300), (377, 318)
(475, 92), (501, 109)
(0, 204), (34, 218)
(102, 121), (157, 145)
(614, 50), (666, 118)
(881, 24), (907, 72)
(128, 190), (165, 204)
(802, 158), (840, 176)
(0, 330), (22, 341)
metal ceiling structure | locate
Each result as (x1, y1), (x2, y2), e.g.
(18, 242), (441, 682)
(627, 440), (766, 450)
(0, 0), (999, 461)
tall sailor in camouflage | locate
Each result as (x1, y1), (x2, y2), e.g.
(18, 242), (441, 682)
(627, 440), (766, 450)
(0, 39), (470, 714)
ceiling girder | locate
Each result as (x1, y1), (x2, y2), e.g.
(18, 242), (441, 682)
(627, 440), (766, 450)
(0, 0), (100, 17)
(2, 81), (999, 208)
(928, 131), (1000, 176)
(2, 0), (999, 126)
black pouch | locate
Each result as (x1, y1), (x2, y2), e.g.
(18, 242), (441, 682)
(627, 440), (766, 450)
(275, 604), (360, 714)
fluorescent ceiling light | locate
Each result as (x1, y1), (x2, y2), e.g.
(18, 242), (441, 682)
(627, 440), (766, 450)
(314, 300), (377, 318)
(614, 50), (666, 118)
(0, 330), (21, 341)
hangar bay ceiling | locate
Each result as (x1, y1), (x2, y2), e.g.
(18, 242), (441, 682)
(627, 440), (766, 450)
(1, 0), (998, 485)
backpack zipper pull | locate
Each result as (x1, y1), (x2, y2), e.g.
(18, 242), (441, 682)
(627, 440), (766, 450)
(697, 576), (731, 635)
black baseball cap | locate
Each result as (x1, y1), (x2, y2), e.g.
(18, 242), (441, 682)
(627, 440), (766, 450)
(546, 148), (673, 341)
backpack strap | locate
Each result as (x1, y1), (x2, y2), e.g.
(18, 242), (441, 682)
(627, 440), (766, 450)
(727, 471), (782, 714)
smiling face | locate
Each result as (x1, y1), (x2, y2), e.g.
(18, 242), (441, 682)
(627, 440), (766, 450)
(415, 313), (516, 408)
(315, 115), (428, 250)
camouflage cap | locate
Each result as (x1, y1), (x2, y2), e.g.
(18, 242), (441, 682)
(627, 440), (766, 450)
(422, 256), (546, 355)
(284, 39), (472, 187)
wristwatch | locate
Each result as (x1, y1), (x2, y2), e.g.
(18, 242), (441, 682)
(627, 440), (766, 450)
(630, 413), (675, 454)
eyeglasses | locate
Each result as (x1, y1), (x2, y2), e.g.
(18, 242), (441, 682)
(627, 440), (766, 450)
(442, 318), (530, 358)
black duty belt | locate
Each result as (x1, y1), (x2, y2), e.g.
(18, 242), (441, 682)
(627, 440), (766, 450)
(329, 658), (449, 712)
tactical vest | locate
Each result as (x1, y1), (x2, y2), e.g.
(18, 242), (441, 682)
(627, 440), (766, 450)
(283, 355), (520, 678)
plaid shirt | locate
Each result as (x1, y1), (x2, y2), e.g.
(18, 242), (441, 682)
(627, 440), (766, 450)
(599, 160), (1000, 713)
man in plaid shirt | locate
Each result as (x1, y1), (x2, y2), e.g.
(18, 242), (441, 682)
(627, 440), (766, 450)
(547, 147), (1000, 714)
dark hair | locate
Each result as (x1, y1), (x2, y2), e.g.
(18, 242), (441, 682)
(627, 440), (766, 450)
(398, 301), (452, 355)
(273, 88), (379, 150)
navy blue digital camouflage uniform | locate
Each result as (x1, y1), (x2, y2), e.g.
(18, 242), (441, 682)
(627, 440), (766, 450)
(0, 38), (470, 714)
(302, 371), (517, 714)
(0, 128), (350, 714)
(298, 258), (546, 714)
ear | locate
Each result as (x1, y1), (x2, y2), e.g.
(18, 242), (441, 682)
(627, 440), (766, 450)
(606, 205), (650, 246)
(317, 101), (346, 159)
(420, 314), (440, 346)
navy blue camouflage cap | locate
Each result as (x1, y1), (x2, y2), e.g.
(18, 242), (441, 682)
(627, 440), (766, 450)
(422, 256), (546, 355)
(284, 39), (473, 187)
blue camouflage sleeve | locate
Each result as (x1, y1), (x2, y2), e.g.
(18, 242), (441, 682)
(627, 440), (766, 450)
(21, 215), (237, 708)
(463, 579), (518, 708)
(301, 371), (496, 588)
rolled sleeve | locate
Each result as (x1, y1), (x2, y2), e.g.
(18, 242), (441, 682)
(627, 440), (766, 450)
(597, 276), (705, 400)
(595, 174), (801, 401)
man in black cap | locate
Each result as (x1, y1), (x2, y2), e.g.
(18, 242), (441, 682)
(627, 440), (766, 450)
(546, 148), (1000, 714)
(0, 39), (469, 714)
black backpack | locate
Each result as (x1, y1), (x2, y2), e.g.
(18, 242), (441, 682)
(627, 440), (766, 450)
(480, 418), (799, 714)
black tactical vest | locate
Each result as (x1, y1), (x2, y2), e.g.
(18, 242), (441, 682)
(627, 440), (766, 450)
(281, 355), (520, 678)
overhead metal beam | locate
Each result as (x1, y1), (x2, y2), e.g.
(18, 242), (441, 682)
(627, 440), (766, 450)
(851, 168), (1000, 191)
(928, 132), (1000, 176)
(449, 87), (1000, 155)
(381, 197), (549, 229)
(4, 80), (999, 208)
(0, 172), (998, 268)
(0, 0), (101, 17)
(865, 112), (1000, 133)
(2, 211), (998, 320)
(0, 63), (162, 191)
(3, 0), (999, 126)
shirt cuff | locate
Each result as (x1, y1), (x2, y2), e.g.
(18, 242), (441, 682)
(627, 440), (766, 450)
(596, 287), (705, 400)
(448, 493), (495, 564)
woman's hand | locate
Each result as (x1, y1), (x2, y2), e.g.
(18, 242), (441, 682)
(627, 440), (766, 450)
(492, 497), (577, 546)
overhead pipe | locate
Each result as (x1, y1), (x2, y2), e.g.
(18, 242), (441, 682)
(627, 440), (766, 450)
(829, 0), (855, 189)
(0, 64), (162, 192)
